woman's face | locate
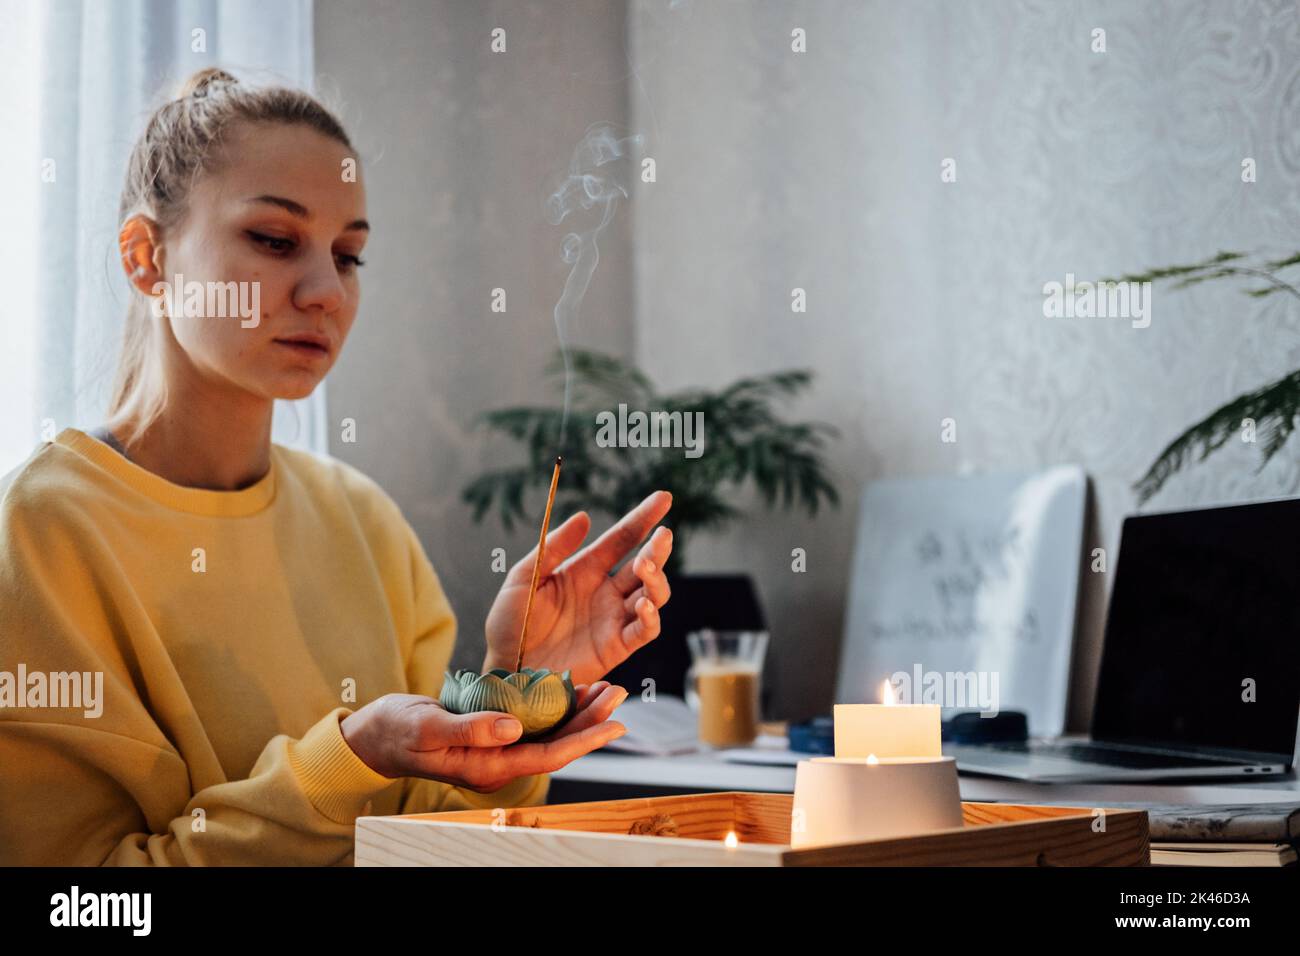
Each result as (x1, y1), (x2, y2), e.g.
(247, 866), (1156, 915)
(157, 121), (367, 402)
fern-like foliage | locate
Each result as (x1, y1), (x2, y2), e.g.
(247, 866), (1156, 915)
(1110, 251), (1300, 502)
(462, 350), (840, 571)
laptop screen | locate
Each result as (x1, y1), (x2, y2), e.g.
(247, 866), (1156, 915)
(1092, 498), (1300, 760)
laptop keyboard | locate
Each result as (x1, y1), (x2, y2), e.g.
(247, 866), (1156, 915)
(985, 742), (1243, 769)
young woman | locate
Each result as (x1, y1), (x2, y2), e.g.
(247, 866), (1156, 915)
(0, 69), (674, 866)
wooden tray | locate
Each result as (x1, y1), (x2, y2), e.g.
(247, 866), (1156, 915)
(355, 791), (1149, 866)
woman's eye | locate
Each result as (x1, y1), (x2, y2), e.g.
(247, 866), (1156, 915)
(248, 231), (364, 271)
(248, 231), (295, 253)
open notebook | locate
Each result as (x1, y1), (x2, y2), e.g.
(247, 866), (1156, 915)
(600, 695), (703, 756)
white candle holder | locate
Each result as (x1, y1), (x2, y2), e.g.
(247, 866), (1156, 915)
(790, 756), (964, 849)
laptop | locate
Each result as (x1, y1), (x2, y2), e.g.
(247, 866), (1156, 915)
(946, 497), (1300, 783)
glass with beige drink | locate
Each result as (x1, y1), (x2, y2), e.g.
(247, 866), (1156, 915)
(685, 630), (769, 747)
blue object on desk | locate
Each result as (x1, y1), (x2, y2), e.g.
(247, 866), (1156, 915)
(788, 716), (835, 754)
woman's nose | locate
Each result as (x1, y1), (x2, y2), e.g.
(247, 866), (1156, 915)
(292, 253), (346, 314)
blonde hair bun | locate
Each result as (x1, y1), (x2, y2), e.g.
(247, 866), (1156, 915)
(178, 67), (239, 100)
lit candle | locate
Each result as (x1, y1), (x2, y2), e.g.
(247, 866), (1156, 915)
(833, 679), (942, 759)
(790, 681), (959, 849)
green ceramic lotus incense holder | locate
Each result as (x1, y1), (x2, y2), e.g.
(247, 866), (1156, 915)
(439, 667), (578, 741)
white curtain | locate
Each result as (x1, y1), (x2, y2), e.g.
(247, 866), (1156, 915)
(0, 0), (327, 476)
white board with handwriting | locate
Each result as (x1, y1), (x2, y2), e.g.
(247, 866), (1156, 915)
(835, 466), (1086, 737)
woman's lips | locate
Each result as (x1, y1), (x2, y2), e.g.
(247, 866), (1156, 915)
(274, 339), (330, 359)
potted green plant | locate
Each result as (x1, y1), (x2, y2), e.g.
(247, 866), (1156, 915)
(462, 349), (839, 698)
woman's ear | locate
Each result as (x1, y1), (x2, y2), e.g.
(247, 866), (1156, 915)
(118, 215), (165, 296)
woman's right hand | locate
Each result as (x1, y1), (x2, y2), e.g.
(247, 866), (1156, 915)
(339, 681), (628, 791)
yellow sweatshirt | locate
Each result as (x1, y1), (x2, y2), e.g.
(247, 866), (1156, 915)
(0, 428), (547, 866)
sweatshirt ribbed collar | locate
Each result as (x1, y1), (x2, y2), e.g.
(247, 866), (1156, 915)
(54, 428), (278, 517)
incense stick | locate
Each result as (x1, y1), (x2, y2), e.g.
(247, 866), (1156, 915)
(515, 456), (562, 672)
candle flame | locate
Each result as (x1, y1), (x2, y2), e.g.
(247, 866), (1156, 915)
(882, 679), (896, 706)
(866, 753), (879, 765)
(723, 831), (738, 848)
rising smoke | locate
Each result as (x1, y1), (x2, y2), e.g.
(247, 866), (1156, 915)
(544, 122), (643, 444)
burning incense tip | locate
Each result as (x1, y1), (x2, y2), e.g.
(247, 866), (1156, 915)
(515, 456), (563, 672)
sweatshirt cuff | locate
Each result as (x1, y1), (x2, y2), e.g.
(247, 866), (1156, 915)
(289, 707), (396, 825)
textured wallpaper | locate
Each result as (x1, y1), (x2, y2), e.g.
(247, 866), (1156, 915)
(629, 0), (1300, 727)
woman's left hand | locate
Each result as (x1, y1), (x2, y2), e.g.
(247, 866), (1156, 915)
(483, 491), (674, 688)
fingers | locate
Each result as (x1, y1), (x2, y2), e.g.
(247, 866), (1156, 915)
(506, 511), (592, 585)
(413, 683), (614, 756)
(619, 554), (671, 611)
(414, 708), (525, 750)
(424, 720), (627, 786)
(542, 683), (628, 740)
(402, 685), (632, 789)
(610, 525), (674, 600)
(575, 491), (672, 574)
(573, 680), (611, 710)
(500, 720), (628, 774)
(620, 595), (661, 654)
